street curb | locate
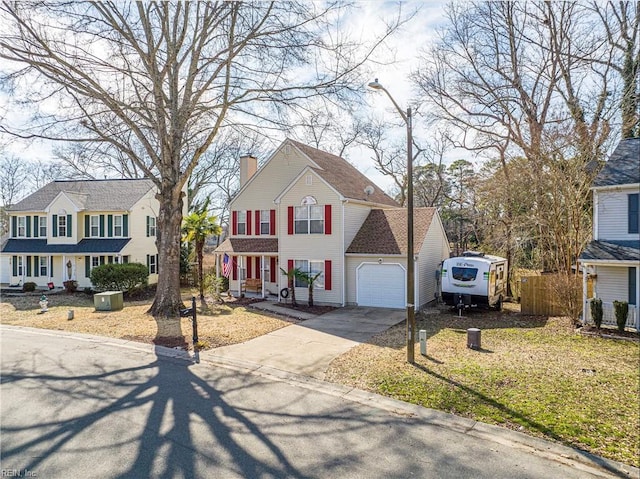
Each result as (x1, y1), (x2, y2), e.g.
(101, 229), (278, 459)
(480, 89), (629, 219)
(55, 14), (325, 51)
(2, 324), (638, 478)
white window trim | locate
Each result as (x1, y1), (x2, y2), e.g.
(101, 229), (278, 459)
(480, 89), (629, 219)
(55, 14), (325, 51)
(260, 210), (270, 235)
(293, 259), (325, 289)
(39, 216), (47, 237)
(294, 205), (324, 234)
(17, 216), (26, 238)
(148, 216), (157, 237)
(39, 256), (48, 277)
(90, 215), (100, 237)
(237, 211), (246, 235)
(58, 215), (67, 237)
(16, 256), (24, 276)
(149, 255), (157, 274)
(113, 214), (123, 237)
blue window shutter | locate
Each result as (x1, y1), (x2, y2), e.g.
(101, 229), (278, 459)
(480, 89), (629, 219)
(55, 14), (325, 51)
(630, 267), (637, 306)
(629, 194), (639, 234)
(52, 215), (57, 237)
(26, 256), (31, 277)
(33, 216), (39, 238)
(33, 256), (39, 277)
(50, 256), (54, 276)
(123, 214), (129, 237)
(108, 215), (113, 237)
(11, 216), (17, 237)
(66, 214), (72, 237)
(85, 215), (90, 237)
(85, 256), (90, 278)
(146, 216), (150, 237)
(12, 256), (17, 276)
(26, 216), (31, 237)
(99, 215), (105, 237)
(147, 254), (150, 271)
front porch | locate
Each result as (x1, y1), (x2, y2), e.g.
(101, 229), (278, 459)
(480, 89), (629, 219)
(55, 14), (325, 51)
(583, 298), (639, 331)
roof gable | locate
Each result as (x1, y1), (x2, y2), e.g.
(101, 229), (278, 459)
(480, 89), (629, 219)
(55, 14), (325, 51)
(287, 140), (398, 206)
(346, 208), (436, 255)
(9, 179), (155, 212)
(594, 137), (640, 188)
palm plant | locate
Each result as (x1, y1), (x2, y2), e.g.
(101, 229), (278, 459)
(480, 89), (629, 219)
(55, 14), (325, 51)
(182, 200), (222, 300)
(297, 270), (322, 307)
(280, 267), (300, 307)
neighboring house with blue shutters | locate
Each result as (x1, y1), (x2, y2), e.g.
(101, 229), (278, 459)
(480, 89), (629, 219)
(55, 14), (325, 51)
(580, 137), (640, 330)
(1, 179), (161, 289)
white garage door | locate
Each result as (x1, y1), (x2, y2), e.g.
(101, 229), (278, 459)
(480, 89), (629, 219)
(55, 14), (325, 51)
(357, 263), (405, 309)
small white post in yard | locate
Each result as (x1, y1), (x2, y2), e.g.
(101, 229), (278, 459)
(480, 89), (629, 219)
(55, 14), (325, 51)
(419, 330), (427, 356)
(67, 310), (74, 320)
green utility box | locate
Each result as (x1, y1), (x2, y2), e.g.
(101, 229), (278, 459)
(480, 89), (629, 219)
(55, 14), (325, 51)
(94, 291), (124, 311)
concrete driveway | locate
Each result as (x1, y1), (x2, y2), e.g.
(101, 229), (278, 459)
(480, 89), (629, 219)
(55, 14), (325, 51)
(204, 306), (405, 380)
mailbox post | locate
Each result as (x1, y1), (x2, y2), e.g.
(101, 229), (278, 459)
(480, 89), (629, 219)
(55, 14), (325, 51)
(180, 296), (198, 345)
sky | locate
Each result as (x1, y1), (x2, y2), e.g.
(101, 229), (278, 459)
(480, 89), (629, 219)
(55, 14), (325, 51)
(0, 1), (451, 197)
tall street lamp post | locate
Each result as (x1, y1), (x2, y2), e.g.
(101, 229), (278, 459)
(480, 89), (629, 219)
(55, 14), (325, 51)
(368, 78), (415, 364)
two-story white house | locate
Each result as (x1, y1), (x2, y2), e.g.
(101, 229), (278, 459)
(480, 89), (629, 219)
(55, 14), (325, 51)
(1, 179), (161, 290)
(214, 139), (450, 309)
(579, 137), (640, 330)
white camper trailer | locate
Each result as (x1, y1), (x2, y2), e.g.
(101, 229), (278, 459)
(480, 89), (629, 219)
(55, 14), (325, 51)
(440, 252), (507, 310)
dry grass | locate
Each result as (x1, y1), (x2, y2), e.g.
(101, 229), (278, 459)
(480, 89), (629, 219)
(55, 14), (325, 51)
(325, 303), (640, 467)
(0, 289), (294, 350)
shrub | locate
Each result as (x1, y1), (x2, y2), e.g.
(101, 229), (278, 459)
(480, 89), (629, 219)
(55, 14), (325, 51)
(613, 300), (629, 333)
(203, 273), (227, 302)
(63, 280), (78, 293)
(90, 262), (149, 293)
(590, 298), (603, 329)
(83, 287), (93, 295)
(22, 282), (36, 292)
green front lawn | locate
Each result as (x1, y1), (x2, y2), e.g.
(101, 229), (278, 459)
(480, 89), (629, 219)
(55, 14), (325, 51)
(326, 307), (640, 467)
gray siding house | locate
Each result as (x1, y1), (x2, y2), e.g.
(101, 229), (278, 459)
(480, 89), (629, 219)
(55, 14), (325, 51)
(579, 137), (640, 330)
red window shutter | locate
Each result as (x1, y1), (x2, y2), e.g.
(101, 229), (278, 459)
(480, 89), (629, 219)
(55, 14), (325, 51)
(246, 210), (252, 235)
(255, 211), (261, 236)
(270, 257), (276, 282)
(232, 256), (237, 280)
(232, 211), (237, 236)
(287, 206), (294, 235)
(247, 256), (252, 278)
(325, 205), (332, 235)
(255, 257), (261, 279)
(325, 260), (332, 290)
(270, 209), (276, 235)
(288, 259), (293, 272)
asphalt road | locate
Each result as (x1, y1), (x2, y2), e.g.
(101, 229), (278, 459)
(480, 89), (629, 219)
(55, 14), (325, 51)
(0, 326), (634, 479)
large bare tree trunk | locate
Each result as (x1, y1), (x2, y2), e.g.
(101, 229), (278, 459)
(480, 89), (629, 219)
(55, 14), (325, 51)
(149, 184), (186, 317)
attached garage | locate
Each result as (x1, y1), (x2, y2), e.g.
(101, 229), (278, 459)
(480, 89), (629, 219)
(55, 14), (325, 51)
(356, 262), (405, 309)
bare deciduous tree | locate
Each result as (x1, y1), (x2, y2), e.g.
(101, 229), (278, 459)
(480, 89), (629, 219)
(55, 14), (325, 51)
(0, 2), (405, 316)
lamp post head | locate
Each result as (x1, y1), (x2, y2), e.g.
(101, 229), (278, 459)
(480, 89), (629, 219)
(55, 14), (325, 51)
(368, 78), (383, 90)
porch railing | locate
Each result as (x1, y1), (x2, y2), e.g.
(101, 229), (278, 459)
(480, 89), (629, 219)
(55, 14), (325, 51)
(583, 299), (639, 331)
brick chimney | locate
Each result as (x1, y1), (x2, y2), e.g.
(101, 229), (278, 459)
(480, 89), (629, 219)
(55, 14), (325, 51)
(240, 155), (258, 187)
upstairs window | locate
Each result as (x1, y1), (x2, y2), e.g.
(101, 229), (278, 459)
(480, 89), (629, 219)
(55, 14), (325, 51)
(90, 215), (100, 237)
(17, 217), (26, 237)
(260, 210), (270, 235)
(147, 216), (156, 237)
(114, 215), (123, 237)
(58, 215), (67, 237)
(39, 216), (47, 237)
(294, 196), (323, 234)
(237, 211), (246, 235)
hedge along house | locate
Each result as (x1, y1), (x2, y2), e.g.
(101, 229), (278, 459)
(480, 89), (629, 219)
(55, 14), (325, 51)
(1, 179), (163, 290)
(579, 137), (640, 330)
(213, 139), (450, 309)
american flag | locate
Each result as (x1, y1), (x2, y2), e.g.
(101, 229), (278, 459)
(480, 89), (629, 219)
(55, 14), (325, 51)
(222, 253), (232, 278)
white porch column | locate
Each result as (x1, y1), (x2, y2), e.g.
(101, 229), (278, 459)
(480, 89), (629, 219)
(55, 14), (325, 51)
(582, 264), (588, 324)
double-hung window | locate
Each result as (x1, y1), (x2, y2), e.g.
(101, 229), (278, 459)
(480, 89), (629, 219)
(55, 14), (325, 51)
(90, 215), (100, 237)
(294, 260), (325, 289)
(260, 210), (270, 235)
(39, 217), (47, 237)
(237, 211), (246, 235)
(17, 217), (26, 237)
(16, 256), (24, 276)
(58, 215), (67, 237)
(149, 255), (157, 274)
(39, 256), (48, 277)
(114, 215), (123, 237)
(294, 197), (324, 234)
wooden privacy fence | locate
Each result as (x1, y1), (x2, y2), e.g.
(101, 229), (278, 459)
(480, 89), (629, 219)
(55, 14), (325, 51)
(520, 274), (592, 316)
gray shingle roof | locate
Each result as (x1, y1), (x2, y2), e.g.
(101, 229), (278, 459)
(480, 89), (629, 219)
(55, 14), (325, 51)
(288, 140), (398, 207)
(346, 208), (437, 255)
(579, 240), (640, 262)
(594, 138), (640, 187)
(213, 238), (278, 254)
(8, 179), (155, 212)
(1, 238), (131, 254)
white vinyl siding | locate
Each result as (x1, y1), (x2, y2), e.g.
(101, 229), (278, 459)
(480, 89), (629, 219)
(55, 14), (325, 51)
(594, 266), (631, 303)
(416, 213), (450, 309)
(596, 188), (640, 240)
(343, 203), (373, 248)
